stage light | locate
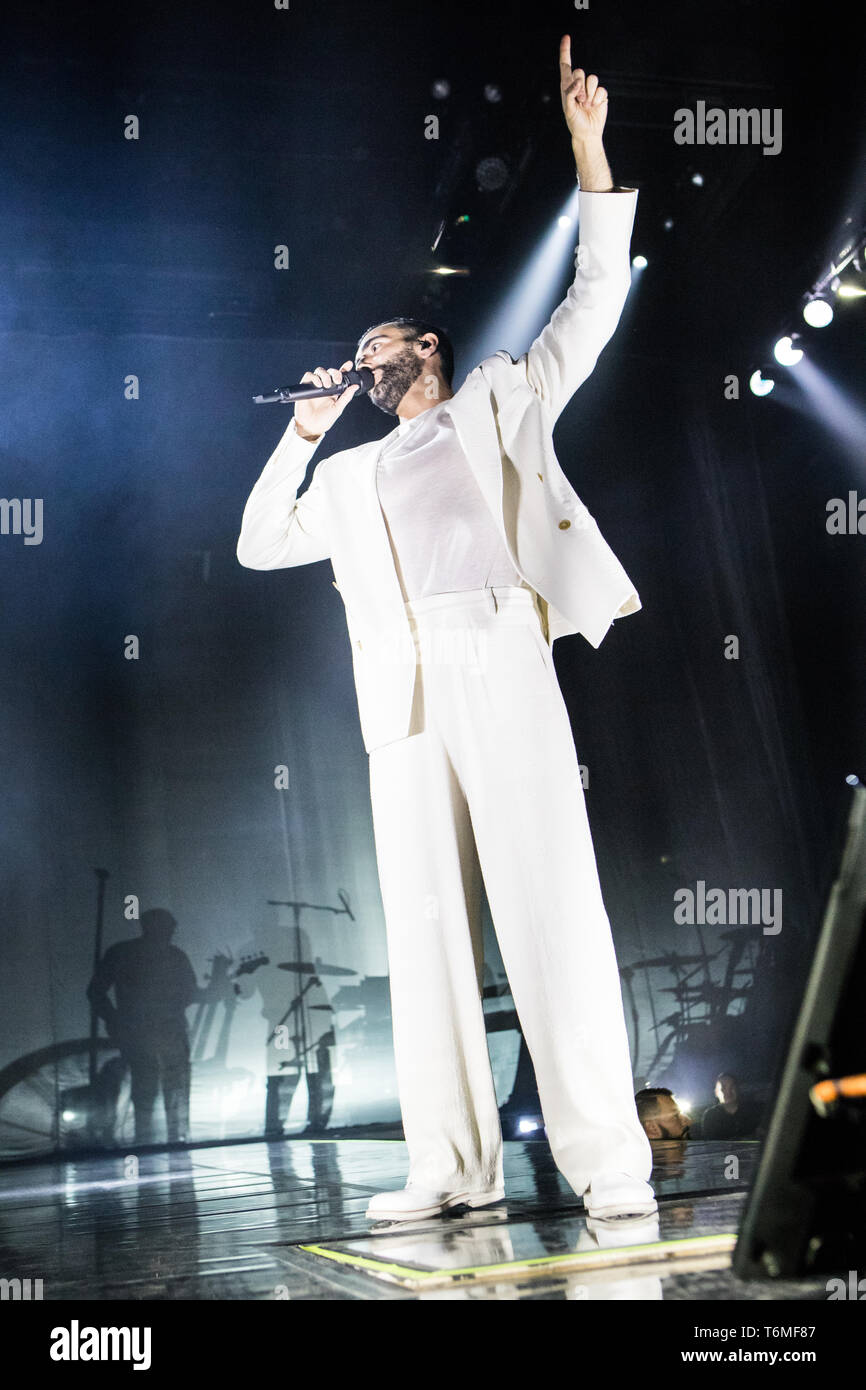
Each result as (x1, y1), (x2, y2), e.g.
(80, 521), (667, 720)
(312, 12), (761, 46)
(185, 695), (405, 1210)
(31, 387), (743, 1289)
(631, 254), (648, 269)
(430, 265), (469, 276)
(691, 172), (704, 186)
(846, 774), (862, 787)
(557, 214), (573, 228)
(518, 1117), (540, 1133)
(837, 281), (866, 299)
(803, 296), (834, 327)
(483, 84), (503, 103)
(62, 1110), (77, 1122)
(431, 79), (451, 99)
(749, 369), (775, 396)
(663, 218), (674, 230)
(773, 335), (803, 366)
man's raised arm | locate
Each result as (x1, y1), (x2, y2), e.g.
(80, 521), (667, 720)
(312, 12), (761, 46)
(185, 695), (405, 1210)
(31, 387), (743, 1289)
(559, 33), (616, 195)
(518, 38), (638, 422)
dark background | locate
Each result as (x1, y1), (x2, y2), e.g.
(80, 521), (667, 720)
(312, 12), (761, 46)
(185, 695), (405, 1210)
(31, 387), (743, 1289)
(1, 0), (864, 1155)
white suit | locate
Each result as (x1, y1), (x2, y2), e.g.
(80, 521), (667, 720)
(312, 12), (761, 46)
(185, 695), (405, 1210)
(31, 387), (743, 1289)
(237, 190), (642, 757)
(238, 186), (654, 1200)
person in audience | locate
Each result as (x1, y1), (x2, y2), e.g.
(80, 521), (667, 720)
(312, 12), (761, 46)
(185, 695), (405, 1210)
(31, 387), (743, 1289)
(698, 1072), (762, 1140)
(635, 1087), (691, 1141)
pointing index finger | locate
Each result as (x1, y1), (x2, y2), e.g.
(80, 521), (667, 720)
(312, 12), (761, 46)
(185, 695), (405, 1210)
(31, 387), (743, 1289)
(559, 34), (572, 82)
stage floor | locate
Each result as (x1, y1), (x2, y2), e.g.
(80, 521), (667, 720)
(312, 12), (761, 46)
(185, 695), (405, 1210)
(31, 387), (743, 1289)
(0, 1137), (835, 1300)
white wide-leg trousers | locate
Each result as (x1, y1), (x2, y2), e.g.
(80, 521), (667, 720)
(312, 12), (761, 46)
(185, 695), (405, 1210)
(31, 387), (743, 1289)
(367, 586), (652, 1197)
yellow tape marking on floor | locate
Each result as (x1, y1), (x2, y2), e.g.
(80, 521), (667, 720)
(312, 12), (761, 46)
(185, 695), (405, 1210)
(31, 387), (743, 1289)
(297, 1231), (738, 1283)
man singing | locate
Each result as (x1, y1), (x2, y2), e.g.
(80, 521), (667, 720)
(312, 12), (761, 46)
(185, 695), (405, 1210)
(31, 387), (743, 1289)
(237, 37), (655, 1224)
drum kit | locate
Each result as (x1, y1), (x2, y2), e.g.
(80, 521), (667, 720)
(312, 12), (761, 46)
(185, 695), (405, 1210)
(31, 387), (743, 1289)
(621, 926), (764, 1079)
(231, 899), (765, 1103)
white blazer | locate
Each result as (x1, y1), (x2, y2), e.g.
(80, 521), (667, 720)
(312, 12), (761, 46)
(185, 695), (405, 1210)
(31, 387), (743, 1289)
(238, 188), (642, 754)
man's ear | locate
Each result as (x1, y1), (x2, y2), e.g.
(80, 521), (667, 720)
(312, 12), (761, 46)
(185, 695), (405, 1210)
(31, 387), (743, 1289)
(644, 1120), (662, 1139)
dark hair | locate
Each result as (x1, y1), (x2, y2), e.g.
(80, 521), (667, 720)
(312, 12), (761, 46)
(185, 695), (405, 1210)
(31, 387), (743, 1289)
(634, 1087), (674, 1121)
(358, 317), (454, 388)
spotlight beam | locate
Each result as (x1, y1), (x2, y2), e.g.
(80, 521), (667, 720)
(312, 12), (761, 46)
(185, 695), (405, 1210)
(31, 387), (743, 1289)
(459, 183), (582, 370)
(810, 223), (866, 298)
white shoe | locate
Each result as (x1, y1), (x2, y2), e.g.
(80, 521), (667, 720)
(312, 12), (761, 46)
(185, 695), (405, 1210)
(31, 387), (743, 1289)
(585, 1214), (661, 1245)
(365, 1183), (505, 1221)
(584, 1171), (658, 1221)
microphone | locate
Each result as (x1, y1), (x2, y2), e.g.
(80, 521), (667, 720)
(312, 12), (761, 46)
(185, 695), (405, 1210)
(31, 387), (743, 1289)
(253, 366), (375, 405)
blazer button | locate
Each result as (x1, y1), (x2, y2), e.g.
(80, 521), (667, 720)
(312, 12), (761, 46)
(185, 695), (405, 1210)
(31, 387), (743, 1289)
(537, 472), (543, 481)
(558, 519), (571, 530)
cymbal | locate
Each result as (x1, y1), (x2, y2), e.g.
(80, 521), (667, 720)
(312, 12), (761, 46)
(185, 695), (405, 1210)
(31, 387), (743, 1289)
(661, 983), (749, 997)
(650, 1012), (688, 1031)
(626, 954), (707, 970)
(660, 985), (709, 997)
(277, 961), (357, 977)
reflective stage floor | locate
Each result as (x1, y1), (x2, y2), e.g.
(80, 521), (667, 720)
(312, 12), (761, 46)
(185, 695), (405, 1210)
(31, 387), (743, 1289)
(0, 1137), (837, 1301)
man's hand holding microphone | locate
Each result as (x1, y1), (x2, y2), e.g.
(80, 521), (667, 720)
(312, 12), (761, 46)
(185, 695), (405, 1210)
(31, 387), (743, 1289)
(293, 361), (363, 440)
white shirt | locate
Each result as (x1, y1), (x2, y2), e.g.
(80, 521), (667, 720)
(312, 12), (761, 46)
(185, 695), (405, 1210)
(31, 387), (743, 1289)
(375, 399), (529, 602)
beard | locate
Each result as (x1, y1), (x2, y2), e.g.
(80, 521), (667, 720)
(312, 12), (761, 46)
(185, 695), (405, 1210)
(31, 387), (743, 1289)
(367, 342), (425, 415)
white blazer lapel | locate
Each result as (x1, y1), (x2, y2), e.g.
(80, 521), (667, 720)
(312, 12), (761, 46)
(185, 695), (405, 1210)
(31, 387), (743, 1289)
(438, 372), (508, 528)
